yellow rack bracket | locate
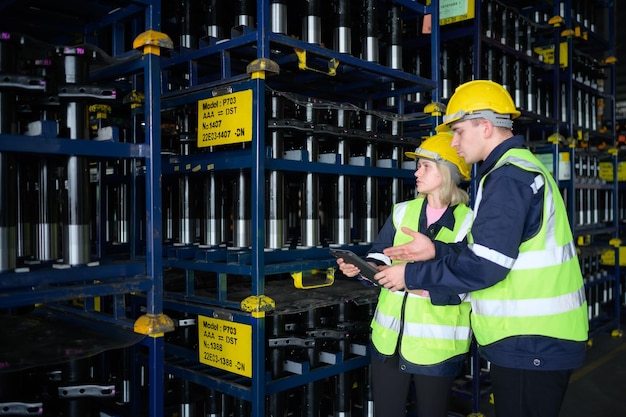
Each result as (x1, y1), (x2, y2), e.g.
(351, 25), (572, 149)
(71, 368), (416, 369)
(133, 30), (173, 56)
(603, 56), (617, 65)
(424, 101), (446, 117)
(609, 238), (622, 247)
(548, 15), (564, 27)
(241, 295), (276, 318)
(294, 48), (339, 76)
(246, 58), (280, 79)
(134, 313), (175, 337)
(547, 132), (564, 145)
(290, 268), (335, 289)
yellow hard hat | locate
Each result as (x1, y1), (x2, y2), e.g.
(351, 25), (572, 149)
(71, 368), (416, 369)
(405, 131), (471, 182)
(440, 80), (521, 129)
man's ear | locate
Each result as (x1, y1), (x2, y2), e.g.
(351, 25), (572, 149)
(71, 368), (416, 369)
(482, 118), (494, 138)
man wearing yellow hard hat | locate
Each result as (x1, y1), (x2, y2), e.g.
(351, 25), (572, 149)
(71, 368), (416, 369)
(376, 80), (588, 417)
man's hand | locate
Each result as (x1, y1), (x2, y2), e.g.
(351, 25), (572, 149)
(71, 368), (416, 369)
(383, 227), (435, 261)
(375, 263), (407, 292)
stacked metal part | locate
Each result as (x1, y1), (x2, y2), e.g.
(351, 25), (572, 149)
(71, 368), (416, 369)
(0, 34), (126, 272)
(579, 246), (612, 321)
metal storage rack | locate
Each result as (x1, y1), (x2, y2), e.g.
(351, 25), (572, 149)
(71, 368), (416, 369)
(152, 2), (443, 416)
(1, 1), (446, 417)
(0, 2), (173, 417)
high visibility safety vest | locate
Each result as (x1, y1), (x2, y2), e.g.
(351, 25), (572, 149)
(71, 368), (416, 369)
(371, 198), (473, 365)
(469, 149), (589, 346)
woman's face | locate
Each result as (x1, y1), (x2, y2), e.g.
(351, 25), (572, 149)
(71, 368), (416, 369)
(414, 158), (443, 194)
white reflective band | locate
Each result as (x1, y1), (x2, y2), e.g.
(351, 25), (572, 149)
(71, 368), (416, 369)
(472, 286), (586, 317)
(454, 214), (473, 243)
(403, 322), (472, 341)
(367, 252), (390, 266)
(373, 309), (401, 332)
(513, 242), (577, 270)
(392, 201), (409, 229)
(469, 243), (516, 269)
(530, 175), (544, 194)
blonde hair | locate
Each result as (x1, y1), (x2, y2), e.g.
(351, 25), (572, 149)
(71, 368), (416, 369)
(417, 162), (469, 206)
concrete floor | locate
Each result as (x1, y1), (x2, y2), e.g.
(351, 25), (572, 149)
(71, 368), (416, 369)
(446, 316), (626, 417)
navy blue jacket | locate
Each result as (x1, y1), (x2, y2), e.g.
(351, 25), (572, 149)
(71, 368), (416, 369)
(403, 135), (586, 371)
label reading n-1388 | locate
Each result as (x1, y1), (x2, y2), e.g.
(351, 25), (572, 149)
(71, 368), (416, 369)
(197, 89), (253, 147)
(197, 315), (252, 378)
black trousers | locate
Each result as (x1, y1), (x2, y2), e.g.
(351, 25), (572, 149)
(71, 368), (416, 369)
(371, 355), (454, 417)
(490, 364), (572, 417)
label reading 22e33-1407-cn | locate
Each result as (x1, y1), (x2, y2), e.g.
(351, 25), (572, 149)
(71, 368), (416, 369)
(197, 89), (252, 147)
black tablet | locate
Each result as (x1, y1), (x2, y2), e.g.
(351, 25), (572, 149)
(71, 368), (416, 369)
(330, 249), (379, 281)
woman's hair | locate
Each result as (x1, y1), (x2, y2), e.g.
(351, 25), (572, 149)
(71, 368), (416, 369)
(417, 162), (469, 206)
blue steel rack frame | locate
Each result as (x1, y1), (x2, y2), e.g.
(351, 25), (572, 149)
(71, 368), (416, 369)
(153, 2), (441, 417)
(0, 2), (171, 417)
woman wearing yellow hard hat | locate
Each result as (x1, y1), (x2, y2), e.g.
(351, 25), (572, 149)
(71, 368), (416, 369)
(336, 130), (473, 417)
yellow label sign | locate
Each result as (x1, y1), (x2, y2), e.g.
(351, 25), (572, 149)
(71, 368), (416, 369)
(440, 0), (475, 25)
(534, 42), (569, 68)
(197, 315), (252, 378)
(197, 89), (253, 147)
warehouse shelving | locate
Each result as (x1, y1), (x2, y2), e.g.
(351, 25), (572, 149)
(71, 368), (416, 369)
(0, 2), (172, 417)
(2, 2), (619, 417)
(1, 1), (444, 417)
(152, 2), (443, 416)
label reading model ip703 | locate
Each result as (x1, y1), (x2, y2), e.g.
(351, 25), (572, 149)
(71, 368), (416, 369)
(197, 89), (253, 147)
(197, 315), (252, 378)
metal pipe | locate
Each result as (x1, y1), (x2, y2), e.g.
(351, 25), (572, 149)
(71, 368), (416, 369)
(233, 168), (251, 248)
(177, 108), (198, 245)
(362, 0), (379, 62)
(177, 0), (195, 49)
(205, 388), (222, 417)
(387, 3), (402, 70)
(266, 94), (286, 249)
(526, 64), (535, 113)
(333, 138), (351, 245)
(302, 0), (322, 44)
(202, 166), (223, 247)
(514, 60), (524, 109)
(270, 0), (288, 34)
(333, 0), (352, 54)
(386, 3), (402, 106)
(204, 0), (224, 39)
(0, 36), (17, 271)
(235, 0), (255, 27)
(442, 44), (451, 99)
(35, 159), (61, 260)
(361, 142), (378, 244)
(59, 47), (91, 266)
(301, 134), (319, 247)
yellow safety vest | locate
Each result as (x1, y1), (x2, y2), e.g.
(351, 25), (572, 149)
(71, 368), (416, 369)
(371, 198), (473, 365)
(470, 149), (589, 345)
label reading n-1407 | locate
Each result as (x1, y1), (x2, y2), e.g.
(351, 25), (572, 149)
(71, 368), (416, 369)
(197, 315), (252, 378)
(197, 89), (253, 147)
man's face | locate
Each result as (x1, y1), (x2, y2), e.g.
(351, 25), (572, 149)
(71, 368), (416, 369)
(450, 119), (485, 164)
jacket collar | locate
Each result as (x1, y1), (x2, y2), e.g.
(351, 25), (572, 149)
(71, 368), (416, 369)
(477, 135), (526, 179)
